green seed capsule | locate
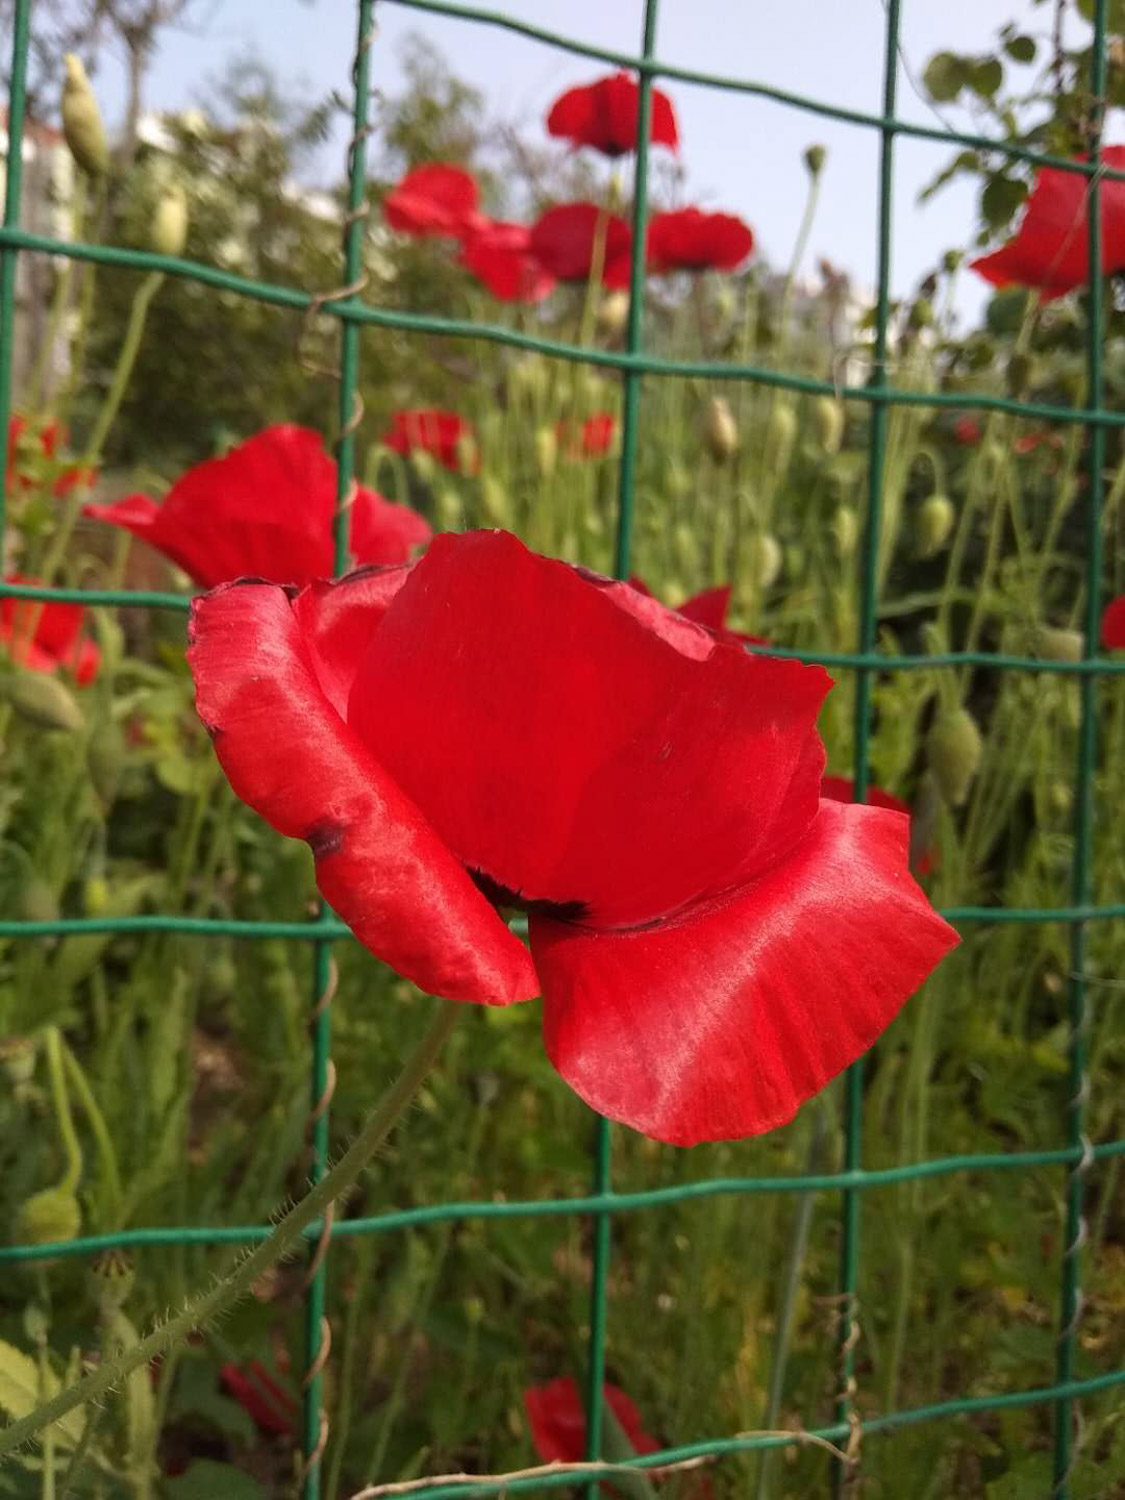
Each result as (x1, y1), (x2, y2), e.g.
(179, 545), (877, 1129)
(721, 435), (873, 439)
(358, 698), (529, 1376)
(6, 671), (84, 732)
(89, 1248), (136, 1317)
(915, 494), (955, 559)
(15, 1186), (81, 1247)
(927, 707), (983, 807)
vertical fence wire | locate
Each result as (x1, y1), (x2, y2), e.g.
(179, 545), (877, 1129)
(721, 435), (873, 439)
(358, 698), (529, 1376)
(833, 0), (902, 1491)
(0, 0), (31, 531)
(583, 4), (660, 1489)
(1053, 2), (1107, 1494)
(302, 3), (377, 1494)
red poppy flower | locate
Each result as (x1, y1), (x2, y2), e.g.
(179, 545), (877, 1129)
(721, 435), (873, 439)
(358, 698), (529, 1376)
(647, 208), (755, 274)
(558, 412), (617, 459)
(1102, 595), (1125, 648)
(83, 426), (430, 589)
(953, 415), (982, 447)
(383, 409), (478, 474)
(525, 1376), (659, 1473)
(628, 577), (764, 648)
(219, 1360), (297, 1437)
(530, 204), (633, 291)
(970, 146), (1125, 299)
(820, 775), (935, 878)
(188, 531), (957, 1146)
(1, 574), (100, 684)
(460, 218), (556, 303)
(7, 414), (95, 497)
(383, 163), (479, 238)
(547, 72), (679, 158)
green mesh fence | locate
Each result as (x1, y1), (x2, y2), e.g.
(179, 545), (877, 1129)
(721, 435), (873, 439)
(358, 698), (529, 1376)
(1, 0), (1124, 1496)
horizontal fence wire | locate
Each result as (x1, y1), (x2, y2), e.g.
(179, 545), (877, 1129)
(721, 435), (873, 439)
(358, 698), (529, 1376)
(1, 0), (1123, 1493)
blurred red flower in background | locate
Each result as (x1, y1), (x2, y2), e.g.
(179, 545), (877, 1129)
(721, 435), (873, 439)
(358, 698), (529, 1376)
(547, 72), (678, 157)
(646, 208), (755, 273)
(953, 415), (982, 447)
(1, 573), (100, 684)
(219, 1361), (297, 1437)
(558, 412), (617, 458)
(383, 409), (478, 473)
(460, 218), (557, 303)
(1102, 594), (1125, 648)
(85, 425), (430, 588)
(7, 414), (97, 498)
(970, 146), (1125, 299)
(530, 204), (633, 290)
(189, 531), (957, 1146)
(383, 163), (480, 238)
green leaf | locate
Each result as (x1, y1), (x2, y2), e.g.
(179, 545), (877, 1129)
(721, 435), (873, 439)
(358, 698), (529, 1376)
(1004, 35), (1037, 63)
(165, 1461), (268, 1500)
(0, 1340), (85, 1450)
(981, 174), (1028, 231)
(923, 51), (967, 102)
(1076, 0), (1125, 33)
(968, 57), (1004, 98)
(601, 1398), (660, 1500)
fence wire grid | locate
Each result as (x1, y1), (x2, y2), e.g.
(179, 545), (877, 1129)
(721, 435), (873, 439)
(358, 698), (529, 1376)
(1, 0), (1124, 1496)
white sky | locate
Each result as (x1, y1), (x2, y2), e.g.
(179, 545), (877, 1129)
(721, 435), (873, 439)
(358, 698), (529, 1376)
(83, 0), (1104, 326)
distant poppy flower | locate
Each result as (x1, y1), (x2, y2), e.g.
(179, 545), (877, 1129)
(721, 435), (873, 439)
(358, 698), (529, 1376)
(6, 414), (95, 498)
(628, 577), (765, 648)
(461, 218), (557, 303)
(383, 163), (479, 238)
(84, 425), (430, 589)
(558, 412), (616, 458)
(219, 1361), (296, 1437)
(384, 409), (478, 474)
(971, 146), (1125, 299)
(1102, 595), (1125, 648)
(547, 72), (679, 158)
(1, 574), (100, 685)
(525, 1376), (658, 1492)
(530, 203), (633, 290)
(953, 415), (982, 447)
(188, 531), (957, 1146)
(821, 775), (935, 877)
(647, 208), (755, 274)
(1012, 429), (1064, 456)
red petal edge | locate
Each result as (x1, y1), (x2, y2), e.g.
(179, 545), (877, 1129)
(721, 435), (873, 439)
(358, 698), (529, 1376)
(188, 578), (538, 1007)
(532, 800), (959, 1146)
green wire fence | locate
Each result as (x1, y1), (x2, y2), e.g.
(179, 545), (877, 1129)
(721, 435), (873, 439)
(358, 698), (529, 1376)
(0, 0), (1123, 1496)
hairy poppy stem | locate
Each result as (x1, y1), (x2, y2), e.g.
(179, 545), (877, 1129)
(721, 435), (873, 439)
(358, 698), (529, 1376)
(0, 998), (461, 1456)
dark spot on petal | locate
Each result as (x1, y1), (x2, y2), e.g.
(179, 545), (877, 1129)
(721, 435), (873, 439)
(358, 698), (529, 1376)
(468, 867), (588, 924)
(306, 821), (345, 859)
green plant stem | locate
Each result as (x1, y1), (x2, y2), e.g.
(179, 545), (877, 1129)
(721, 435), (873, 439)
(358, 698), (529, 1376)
(28, 177), (87, 410)
(43, 1026), (82, 1195)
(54, 179), (107, 416)
(81, 271), (164, 470)
(0, 999), (461, 1455)
(60, 1038), (123, 1229)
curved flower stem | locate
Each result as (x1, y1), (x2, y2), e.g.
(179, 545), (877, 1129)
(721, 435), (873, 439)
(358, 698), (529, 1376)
(28, 175), (87, 410)
(44, 1026), (82, 1195)
(80, 270), (164, 471)
(0, 998), (461, 1455)
(60, 1038), (123, 1230)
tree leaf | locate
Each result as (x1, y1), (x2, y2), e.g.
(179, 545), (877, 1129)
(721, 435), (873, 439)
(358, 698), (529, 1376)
(923, 51), (967, 102)
(1004, 35), (1037, 64)
(968, 57), (1005, 99)
(981, 174), (1028, 231)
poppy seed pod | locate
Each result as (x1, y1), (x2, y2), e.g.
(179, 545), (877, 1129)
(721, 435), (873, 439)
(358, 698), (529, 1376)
(534, 426), (558, 478)
(6, 670), (85, 732)
(703, 395), (739, 462)
(88, 1247), (136, 1317)
(598, 291), (630, 337)
(15, 1185), (81, 1247)
(927, 707), (983, 807)
(813, 395), (845, 455)
(61, 55), (109, 177)
(150, 185), (188, 258)
(915, 494), (955, 559)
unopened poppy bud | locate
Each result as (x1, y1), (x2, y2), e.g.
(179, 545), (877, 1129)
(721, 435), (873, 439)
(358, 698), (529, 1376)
(480, 476), (511, 526)
(703, 396), (739, 462)
(813, 395), (845, 455)
(1037, 626), (1084, 663)
(22, 879), (59, 924)
(15, 1186), (81, 1247)
(765, 400), (797, 462)
(534, 427), (557, 477)
(598, 291), (629, 337)
(804, 144), (827, 177)
(927, 707), (983, 807)
(435, 489), (461, 529)
(83, 876), (109, 915)
(6, 671), (85, 732)
(831, 504), (859, 556)
(62, 55), (109, 177)
(150, 185), (188, 258)
(409, 448), (436, 483)
(747, 532), (782, 590)
(915, 494), (955, 558)
(509, 357), (549, 402)
(87, 722), (123, 805)
(673, 522), (699, 573)
(88, 1248), (135, 1318)
(455, 432), (478, 475)
(0, 1036), (36, 1087)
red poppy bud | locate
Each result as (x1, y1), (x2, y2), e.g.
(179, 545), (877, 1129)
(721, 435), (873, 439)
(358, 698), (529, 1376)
(927, 707), (983, 807)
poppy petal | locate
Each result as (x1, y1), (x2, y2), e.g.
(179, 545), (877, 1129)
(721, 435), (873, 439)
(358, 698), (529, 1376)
(1102, 594), (1125, 649)
(292, 565), (415, 717)
(348, 530), (829, 928)
(674, 585), (732, 634)
(349, 488), (431, 565)
(531, 800), (959, 1146)
(188, 579), (538, 1006)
